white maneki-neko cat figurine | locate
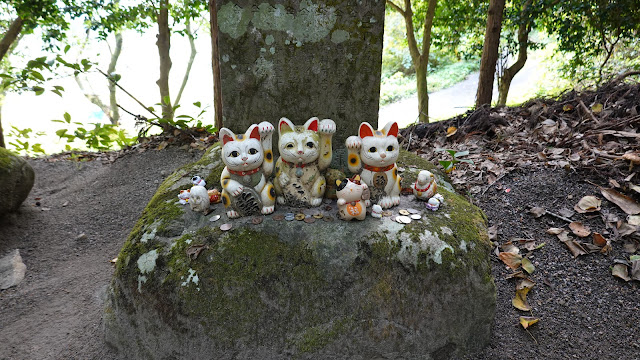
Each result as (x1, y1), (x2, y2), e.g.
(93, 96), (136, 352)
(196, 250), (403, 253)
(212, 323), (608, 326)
(346, 121), (401, 209)
(219, 122), (276, 218)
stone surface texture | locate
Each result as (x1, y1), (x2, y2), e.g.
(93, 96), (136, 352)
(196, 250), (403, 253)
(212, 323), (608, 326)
(0, 147), (35, 216)
(217, 0), (385, 150)
(0, 249), (27, 290)
(104, 145), (495, 359)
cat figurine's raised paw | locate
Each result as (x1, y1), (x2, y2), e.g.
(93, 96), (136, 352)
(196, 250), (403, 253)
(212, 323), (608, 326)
(219, 122), (276, 218)
(346, 121), (401, 209)
(274, 117), (335, 207)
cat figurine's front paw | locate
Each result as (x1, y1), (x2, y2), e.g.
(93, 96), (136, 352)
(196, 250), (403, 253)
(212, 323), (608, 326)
(379, 197), (394, 209)
(277, 196), (286, 205)
(228, 183), (244, 197)
(346, 136), (362, 149)
(311, 197), (323, 206)
(261, 205), (275, 215)
(258, 121), (274, 137)
(391, 196), (400, 206)
(227, 210), (240, 218)
(279, 173), (290, 186)
(319, 119), (336, 134)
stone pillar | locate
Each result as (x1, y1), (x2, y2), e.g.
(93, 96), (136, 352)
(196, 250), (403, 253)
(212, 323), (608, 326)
(216, 0), (385, 158)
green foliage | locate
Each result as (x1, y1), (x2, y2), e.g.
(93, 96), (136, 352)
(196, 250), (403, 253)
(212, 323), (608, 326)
(541, 0), (640, 83)
(7, 126), (46, 155)
(52, 112), (136, 151)
(435, 148), (474, 173)
(140, 101), (215, 136)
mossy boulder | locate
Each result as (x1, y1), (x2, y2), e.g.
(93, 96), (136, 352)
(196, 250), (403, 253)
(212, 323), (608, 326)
(104, 145), (495, 359)
(0, 147), (35, 217)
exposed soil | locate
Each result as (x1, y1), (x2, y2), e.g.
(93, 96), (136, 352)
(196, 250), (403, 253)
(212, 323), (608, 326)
(2, 81), (640, 359)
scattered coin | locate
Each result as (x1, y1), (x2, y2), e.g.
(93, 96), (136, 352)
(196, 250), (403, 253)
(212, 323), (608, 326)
(323, 216), (334, 222)
(408, 208), (420, 214)
(273, 214), (284, 221)
(313, 213), (323, 219)
(295, 213), (306, 221)
(399, 209), (410, 215)
(304, 217), (316, 224)
(220, 223), (232, 231)
(410, 214), (422, 220)
(324, 205), (333, 211)
(285, 214), (295, 221)
(382, 211), (392, 217)
(209, 214), (221, 222)
(396, 215), (412, 224)
(252, 216), (263, 225)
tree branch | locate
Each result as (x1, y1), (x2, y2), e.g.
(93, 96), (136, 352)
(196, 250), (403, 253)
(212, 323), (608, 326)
(386, 0), (405, 16)
(97, 68), (159, 119)
(0, 17), (23, 63)
(420, 0), (438, 63)
(402, 0), (421, 65)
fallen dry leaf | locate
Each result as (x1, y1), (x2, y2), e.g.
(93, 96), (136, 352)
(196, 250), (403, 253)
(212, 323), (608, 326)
(530, 207), (546, 218)
(506, 271), (527, 279)
(562, 239), (588, 258)
(516, 239), (538, 252)
(612, 264), (631, 282)
(592, 232), (607, 247)
(591, 103), (603, 113)
(631, 256), (640, 281)
(547, 227), (564, 235)
(569, 221), (591, 237)
(513, 280), (535, 311)
(627, 215), (640, 226)
(574, 196), (601, 213)
(609, 179), (621, 188)
(629, 184), (640, 194)
(600, 188), (640, 215)
(623, 239), (640, 254)
(519, 316), (540, 329)
(446, 126), (457, 137)
(501, 241), (520, 254)
(622, 152), (640, 164)
(556, 230), (573, 242)
(558, 208), (575, 219)
(522, 257), (535, 274)
(499, 252), (523, 270)
(617, 222), (638, 236)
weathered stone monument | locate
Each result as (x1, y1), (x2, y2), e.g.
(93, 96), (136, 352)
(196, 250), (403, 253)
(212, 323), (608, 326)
(103, 1), (495, 358)
(217, 0), (385, 150)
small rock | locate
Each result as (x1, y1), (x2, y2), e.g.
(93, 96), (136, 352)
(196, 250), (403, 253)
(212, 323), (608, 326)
(0, 250), (27, 290)
(75, 233), (87, 241)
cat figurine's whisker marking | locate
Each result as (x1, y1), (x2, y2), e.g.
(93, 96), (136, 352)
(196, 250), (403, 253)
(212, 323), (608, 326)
(219, 122), (276, 218)
(274, 117), (336, 207)
(346, 121), (401, 209)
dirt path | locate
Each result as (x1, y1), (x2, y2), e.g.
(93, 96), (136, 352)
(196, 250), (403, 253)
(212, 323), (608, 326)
(0, 148), (201, 360)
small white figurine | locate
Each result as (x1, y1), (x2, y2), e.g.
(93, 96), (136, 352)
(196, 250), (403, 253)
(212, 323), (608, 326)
(413, 170), (438, 201)
(192, 175), (206, 187)
(189, 185), (211, 213)
(426, 194), (445, 211)
(336, 175), (369, 221)
(178, 189), (190, 205)
(371, 204), (383, 219)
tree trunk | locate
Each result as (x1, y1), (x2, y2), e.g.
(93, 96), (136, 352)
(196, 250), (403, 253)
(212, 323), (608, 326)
(156, 0), (173, 123)
(497, 1), (531, 106)
(388, 0), (437, 123)
(0, 99), (5, 148)
(210, 0), (223, 130)
(416, 62), (429, 123)
(173, 19), (196, 108)
(0, 17), (23, 63)
(107, 32), (123, 124)
(476, 0), (506, 108)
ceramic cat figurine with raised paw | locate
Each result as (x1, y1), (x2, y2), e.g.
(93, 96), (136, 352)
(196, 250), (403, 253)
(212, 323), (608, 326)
(336, 175), (369, 221)
(219, 122), (276, 218)
(346, 121), (401, 209)
(274, 117), (335, 207)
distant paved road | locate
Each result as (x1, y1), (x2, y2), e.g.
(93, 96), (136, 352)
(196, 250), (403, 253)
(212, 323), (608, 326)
(379, 56), (543, 129)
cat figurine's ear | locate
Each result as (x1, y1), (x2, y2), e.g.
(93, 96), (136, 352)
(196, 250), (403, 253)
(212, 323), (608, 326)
(245, 125), (260, 141)
(279, 117), (295, 135)
(382, 121), (399, 138)
(220, 128), (236, 145)
(304, 117), (319, 132)
(358, 122), (375, 138)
